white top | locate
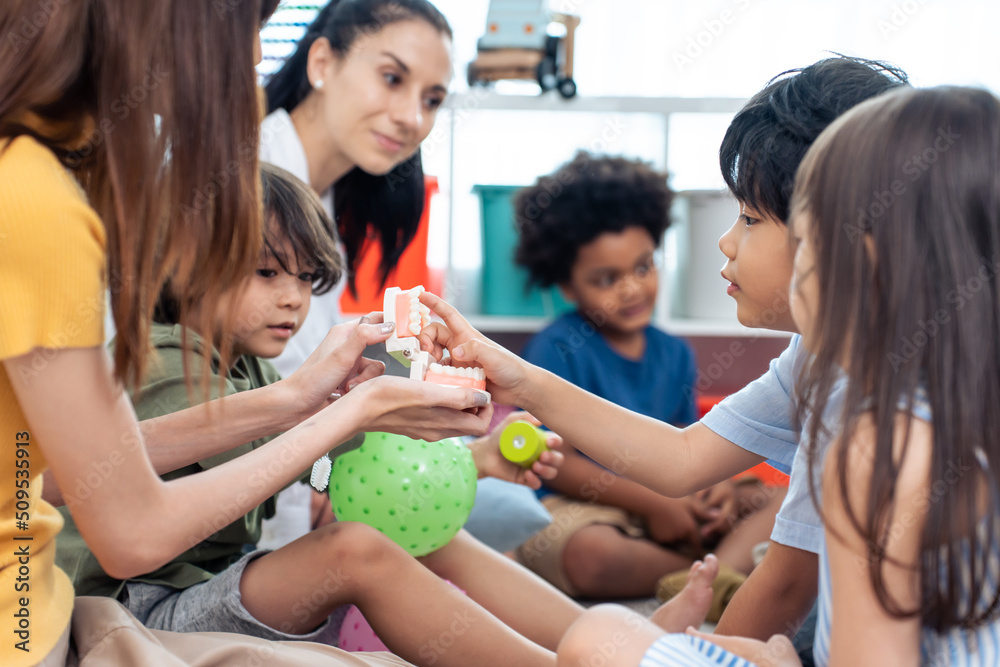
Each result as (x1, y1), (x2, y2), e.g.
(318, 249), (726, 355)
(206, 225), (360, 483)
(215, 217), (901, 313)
(259, 108), (347, 378)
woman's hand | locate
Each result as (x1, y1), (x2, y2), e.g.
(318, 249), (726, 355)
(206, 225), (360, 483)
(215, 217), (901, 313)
(279, 314), (396, 419)
(341, 374), (494, 441)
(416, 291), (537, 407)
(684, 629), (802, 667)
(468, 411), (564, 489)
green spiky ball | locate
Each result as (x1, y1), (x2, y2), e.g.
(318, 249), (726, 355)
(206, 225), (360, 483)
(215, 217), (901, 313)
(329, 432), (478, 556)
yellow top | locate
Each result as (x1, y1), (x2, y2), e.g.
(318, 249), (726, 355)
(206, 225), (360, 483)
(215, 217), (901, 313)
(0, 136), (106, 666)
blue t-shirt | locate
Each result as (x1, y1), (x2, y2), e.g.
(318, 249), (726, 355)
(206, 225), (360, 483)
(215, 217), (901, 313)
(522, 311), (698, 497)
(523, 311), (697, 426)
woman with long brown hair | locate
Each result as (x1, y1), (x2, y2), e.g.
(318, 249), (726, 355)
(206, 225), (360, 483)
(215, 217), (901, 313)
(0, 1), (493, 665)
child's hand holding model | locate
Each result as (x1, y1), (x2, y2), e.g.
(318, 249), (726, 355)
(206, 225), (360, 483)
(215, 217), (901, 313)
(379, 283), (564, 488)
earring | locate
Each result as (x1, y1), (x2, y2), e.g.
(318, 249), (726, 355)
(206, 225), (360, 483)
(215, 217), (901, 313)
(313, 79), (324, 90)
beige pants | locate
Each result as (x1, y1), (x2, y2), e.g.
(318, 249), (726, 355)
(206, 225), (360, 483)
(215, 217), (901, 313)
(36, 597), (412, 667)
(516, 495), (645, 596)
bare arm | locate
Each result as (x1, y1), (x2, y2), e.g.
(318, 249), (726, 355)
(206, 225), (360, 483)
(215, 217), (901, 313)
(547, 446), (707, 544)
(714, 541), (818, 639)
(521, 371), (763, 495)
(8, 346), (490, 580)
(417, 291), (766, 497)
(823, 415), (928, 666)
(546, 446), (681, 509)
(41, 380), (302, 506)
(678, 415), (931, 667)
(41, 317), (394, 505)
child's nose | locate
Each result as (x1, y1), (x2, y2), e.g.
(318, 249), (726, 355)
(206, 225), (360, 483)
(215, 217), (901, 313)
(718, 218), (739, 260)
(276, 276), (302, 309)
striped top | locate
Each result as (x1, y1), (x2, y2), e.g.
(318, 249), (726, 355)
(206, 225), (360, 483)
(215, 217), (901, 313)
(640, 633), (756, 667)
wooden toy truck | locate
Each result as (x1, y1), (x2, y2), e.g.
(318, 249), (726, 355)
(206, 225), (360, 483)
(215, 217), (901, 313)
(467, 0), (581, 99)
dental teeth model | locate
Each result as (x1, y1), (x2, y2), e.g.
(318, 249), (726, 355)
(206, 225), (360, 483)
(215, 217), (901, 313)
(383, 285), (432, 364)
(383, 285), (487, 391)
(425, 362), (487, 389)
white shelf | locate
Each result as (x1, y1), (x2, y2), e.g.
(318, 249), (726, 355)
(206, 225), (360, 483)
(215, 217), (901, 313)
(467, 315), (548, 333)
(444, 92), (747, 115)
(434, 93), (752, 333)
(467, 314), (793, 339)
(659, 318), (792, 339)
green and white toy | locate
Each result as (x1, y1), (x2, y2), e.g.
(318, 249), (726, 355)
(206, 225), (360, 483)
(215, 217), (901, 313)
(499, 420), (549, 468)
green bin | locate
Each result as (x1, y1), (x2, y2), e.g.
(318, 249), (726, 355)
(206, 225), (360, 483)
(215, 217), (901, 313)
(475, 185), (574, 317)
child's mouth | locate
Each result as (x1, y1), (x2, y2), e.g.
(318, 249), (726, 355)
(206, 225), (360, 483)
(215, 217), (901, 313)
(268, 323), (295, 338)
(620, 303), (650, 318)
(722, 271), (740, 295)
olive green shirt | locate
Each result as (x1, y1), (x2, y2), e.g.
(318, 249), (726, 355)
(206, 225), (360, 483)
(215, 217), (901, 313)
(55, 323), (288, 598)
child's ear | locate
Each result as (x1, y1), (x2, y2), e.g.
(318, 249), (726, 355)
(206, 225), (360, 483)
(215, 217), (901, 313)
(557, 283), (576, 305)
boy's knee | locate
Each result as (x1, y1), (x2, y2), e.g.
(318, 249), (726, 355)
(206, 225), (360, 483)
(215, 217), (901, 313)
(563, 531), (632, 592)
(315, 521), (400, 567)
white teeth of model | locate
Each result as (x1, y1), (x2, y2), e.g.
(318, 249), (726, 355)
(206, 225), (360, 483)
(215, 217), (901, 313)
(430, 363), (443, 374)
(409, 303), (420, 313)
(444, 366), (457, 376)
(412, 286), (424, 295)
(409, 312), (421, 323)
(473, 368), (485, 380)
(408, 323), (421, 335)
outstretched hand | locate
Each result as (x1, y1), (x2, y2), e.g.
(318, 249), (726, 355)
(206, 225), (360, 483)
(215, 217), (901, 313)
(280, 313), (395, 418)
(343, 374), (494, 442)
(416, 291), (536, 407)
(469, 411), (564, 489)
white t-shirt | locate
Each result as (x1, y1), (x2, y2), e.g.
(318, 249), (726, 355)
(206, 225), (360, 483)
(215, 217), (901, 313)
(259, 108), (347, 378)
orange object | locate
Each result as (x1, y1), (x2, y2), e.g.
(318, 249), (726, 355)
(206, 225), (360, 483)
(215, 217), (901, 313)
(340, 176), (441, 314)
(393, 292), (420, 339)
(697, 394), (790, 487)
